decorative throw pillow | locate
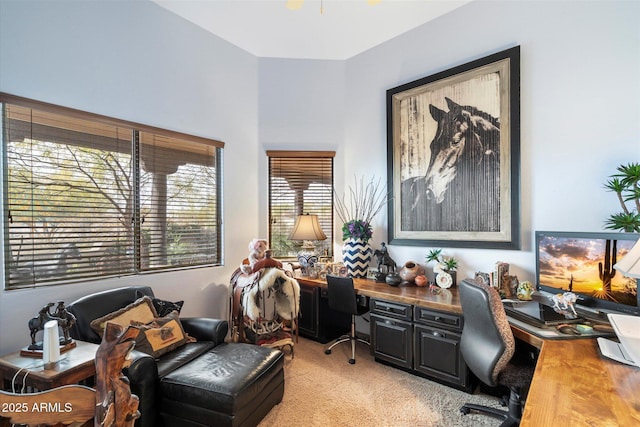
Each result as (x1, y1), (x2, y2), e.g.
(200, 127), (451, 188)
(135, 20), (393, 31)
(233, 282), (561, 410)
(135, 290), (184, 317)
(131, 311), (188, 358)
(90, 296), (158, 338)
(152, 299), (184, 317)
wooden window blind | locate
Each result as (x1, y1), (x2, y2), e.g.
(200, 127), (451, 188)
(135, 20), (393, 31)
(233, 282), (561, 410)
(267, 151), (334, 259)
(2, 93), (223, 289)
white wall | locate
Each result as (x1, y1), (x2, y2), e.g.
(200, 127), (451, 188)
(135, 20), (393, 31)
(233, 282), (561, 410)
(0, 0), (259, 353)
(340, 0), (640, 281)
(257, 58), (347, 250)
(257, 0), (640, 283)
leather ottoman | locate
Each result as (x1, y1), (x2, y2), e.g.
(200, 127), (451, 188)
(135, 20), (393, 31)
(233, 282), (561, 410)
(159, 342), (284, 427)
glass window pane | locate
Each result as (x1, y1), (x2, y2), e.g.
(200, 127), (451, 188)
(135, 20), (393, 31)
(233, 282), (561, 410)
(139, 132), (220, 270)
(268, 154), (333, 259)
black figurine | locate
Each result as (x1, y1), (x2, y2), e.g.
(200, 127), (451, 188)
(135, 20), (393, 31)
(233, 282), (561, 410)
(373, 243), (397, 281)
(27, 301), (76, 350)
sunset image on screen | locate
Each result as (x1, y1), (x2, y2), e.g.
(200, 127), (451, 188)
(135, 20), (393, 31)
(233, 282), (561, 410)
(538, 237), (637, 306)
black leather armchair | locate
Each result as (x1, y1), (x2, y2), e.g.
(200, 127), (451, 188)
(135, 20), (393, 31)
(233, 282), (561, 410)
(458, 279), (535, 427)
(67, 285), (284, 427)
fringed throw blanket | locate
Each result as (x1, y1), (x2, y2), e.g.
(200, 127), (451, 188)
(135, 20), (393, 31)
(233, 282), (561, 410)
(230, 265), (300, 345)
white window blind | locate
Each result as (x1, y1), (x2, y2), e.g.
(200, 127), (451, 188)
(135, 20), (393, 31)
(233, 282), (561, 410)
(139, 132), (221, 270)
(268, 151), (334, 259)
(2, 94), (223, 288)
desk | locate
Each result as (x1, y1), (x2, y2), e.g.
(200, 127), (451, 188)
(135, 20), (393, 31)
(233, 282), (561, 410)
(298, 277), (463, 313)
(521, 338), (640, 426)
(298, 277), (640, 427)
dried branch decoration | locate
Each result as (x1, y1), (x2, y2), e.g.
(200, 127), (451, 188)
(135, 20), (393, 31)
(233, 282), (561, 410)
(334, 176), (388, 241)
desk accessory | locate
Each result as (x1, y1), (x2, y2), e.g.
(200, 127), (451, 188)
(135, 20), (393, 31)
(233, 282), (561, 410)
(597, 313), (640, 367)
(42, 320), (61, 365)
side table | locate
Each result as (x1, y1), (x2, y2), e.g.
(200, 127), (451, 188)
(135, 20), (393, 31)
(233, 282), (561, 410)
(0, 341), (98, 391)
(0, 341), (98, 427)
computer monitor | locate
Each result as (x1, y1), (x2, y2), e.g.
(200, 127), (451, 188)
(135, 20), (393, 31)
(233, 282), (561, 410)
(535, 231), (640, 316)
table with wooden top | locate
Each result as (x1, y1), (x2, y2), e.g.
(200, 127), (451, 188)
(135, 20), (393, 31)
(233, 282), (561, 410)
(0, 340), (98, 391)
(298, 277), (640, 427)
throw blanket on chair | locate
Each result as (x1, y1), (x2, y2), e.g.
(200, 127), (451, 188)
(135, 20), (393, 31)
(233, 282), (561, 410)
(230, 262), (300, 346)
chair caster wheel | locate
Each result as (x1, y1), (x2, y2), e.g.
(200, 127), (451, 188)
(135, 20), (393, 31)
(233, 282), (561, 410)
(325, 349), (331, 355)
(460, 407), (470, 415)
(349, 359), (355, 364)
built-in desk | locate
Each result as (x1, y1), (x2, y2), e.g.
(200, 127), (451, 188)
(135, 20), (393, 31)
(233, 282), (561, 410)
(297, 277), (640, 427)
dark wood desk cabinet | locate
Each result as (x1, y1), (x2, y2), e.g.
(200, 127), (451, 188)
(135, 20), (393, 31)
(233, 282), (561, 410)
(370, 299), (413, 369)
(298, 281), (350, 343)
(370, 298), (471, 392)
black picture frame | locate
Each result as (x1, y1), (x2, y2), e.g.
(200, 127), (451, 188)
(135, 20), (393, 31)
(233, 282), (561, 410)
(386, 46), (520, 249)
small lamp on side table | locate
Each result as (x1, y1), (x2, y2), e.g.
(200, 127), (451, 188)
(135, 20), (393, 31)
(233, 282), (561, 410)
(288, 213), (327, 276)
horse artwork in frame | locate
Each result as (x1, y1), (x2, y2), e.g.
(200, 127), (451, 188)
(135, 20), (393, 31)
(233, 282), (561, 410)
(386, 46), (521, 249)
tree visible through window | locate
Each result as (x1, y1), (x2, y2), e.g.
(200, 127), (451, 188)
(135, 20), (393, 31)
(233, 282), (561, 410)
(268, 151), (334, 259)
(2, 95), (223, 289)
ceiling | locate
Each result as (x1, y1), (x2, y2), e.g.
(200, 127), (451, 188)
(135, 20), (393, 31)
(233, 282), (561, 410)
(152, 0), (472, 60)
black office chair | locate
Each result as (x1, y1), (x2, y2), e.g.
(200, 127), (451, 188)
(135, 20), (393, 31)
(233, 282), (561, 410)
(458, 279), (535, 427)
(324, 275), (370, 364)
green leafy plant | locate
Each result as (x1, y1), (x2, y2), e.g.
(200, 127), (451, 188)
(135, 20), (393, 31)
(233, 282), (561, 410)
(604, 162), (640, 232)
(426, 249), (458, 272)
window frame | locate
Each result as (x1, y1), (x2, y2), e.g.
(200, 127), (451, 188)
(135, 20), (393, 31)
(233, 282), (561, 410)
(1, 93), (224, 289)
(267, 150), (334, 260)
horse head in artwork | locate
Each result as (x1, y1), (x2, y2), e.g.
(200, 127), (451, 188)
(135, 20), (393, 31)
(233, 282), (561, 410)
(423, 97), (500, 204)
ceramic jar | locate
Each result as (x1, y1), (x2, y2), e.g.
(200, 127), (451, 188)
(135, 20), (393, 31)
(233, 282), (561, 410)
(385, 272), (402, 286)
(342, 238), (372, 278)
(414, 275), (428, 287)
(399, 261), (425, 284)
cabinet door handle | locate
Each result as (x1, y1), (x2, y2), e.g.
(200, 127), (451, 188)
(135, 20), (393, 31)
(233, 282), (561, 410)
(432, 331), (444, 338)
(434, 316), (441, 321)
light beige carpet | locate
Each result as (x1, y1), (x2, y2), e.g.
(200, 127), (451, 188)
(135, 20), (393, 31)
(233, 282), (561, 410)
(259, 337), (504, 427)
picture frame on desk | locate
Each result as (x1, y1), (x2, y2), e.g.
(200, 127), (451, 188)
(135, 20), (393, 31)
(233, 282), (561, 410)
(386, 46), (521, 249)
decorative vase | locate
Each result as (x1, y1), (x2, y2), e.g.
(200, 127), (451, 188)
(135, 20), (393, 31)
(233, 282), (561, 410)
(385, 272), (402, 286)
(342, 238), (372, 278)
(414, 275), (428, 287)
(399, 261), (425, 284)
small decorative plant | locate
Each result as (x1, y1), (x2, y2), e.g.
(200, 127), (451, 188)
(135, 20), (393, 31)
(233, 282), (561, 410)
(425, 249), (458, 272)
(604, 162), (640, 232)
(334, 176), (388, 243)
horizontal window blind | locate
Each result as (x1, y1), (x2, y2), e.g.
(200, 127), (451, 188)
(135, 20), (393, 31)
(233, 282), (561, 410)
(2, 94), (223, 289)
(139, 132), (221, 270)
(268, 151), (334, 259)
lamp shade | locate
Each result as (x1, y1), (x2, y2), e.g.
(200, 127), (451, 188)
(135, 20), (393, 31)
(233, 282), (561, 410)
(288, 214), (327, 241)
(614, 238), (640, 278)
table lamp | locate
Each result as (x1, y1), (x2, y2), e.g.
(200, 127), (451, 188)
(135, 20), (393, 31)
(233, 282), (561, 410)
(288, 213), (327, 275)
(614, 238), (640, 278)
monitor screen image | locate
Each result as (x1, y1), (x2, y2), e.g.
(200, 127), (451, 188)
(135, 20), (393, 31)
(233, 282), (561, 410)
(536, 231), (640, 315)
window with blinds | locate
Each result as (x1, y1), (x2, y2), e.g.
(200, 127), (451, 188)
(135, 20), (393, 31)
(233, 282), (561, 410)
(268, 151), (334, 259)
(2, 94), (223, 289)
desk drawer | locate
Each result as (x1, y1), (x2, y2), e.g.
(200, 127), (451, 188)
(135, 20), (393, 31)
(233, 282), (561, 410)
(414, 307), (463, 332)
(371, 299), (412, 321)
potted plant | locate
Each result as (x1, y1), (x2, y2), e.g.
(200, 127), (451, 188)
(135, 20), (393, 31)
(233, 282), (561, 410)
(334, 176), (388, 277)
(426, 249), (458, 288)
(604, 162), (640, 232)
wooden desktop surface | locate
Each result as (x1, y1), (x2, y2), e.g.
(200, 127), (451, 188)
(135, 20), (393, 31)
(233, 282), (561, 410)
(298, 277), (640, 427)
